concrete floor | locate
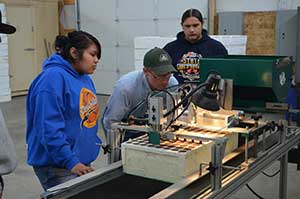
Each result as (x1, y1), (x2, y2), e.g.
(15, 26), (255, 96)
(1, 95), (300, 199)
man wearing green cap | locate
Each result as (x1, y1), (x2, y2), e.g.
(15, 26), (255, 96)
(102, 47), (178, 143)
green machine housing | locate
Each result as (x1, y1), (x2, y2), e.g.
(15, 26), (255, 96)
(198, 55), (293, 112)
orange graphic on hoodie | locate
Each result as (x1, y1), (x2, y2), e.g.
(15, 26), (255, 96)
(79, 88), (99, 128)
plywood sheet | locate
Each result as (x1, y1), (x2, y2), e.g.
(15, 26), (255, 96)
(244, 11), (276, 55)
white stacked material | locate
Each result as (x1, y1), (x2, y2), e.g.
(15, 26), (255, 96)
(0, 4), (11, 102)
(213, 35), (247, 55)
(134, 35), (247, 70)
(122, 132), (238, 183)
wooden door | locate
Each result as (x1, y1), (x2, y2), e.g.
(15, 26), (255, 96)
(7, 5), (35, 94)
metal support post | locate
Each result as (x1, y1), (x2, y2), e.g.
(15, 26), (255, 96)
(245, 135), (249, 164)
(262, 129), (266, 151)
(75, 0), (81, 30)
(253, 134), (258, 158)
(210, 139), (227, 191)
(279, 125), (288, 199)
(107, 129), (124, 164)
(293, 7), (300, 171)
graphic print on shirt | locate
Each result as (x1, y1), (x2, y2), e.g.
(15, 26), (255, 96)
(79, 88), (99, 128)
(176, 52), (202, 81)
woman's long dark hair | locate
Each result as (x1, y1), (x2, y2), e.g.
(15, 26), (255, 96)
(55, 31), (101, 64)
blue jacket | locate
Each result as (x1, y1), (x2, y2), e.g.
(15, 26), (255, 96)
(26, 54), (101, 170)
(163, 30), (228, 84)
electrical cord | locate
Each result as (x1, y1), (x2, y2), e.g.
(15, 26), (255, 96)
(262, 170), (280, 177)
(165, 95), (192, 130)
(246, 184), (264, 199)
(245, 168), (279, 199)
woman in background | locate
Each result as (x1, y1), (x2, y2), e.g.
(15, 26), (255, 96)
(26, 31), (102, 190)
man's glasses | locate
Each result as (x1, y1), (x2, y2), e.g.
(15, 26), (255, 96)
(149, 70), (171, 80)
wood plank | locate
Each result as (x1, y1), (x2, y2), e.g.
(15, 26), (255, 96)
(208, 0), (216, 35)
(58, 0), (74, 5)
(223, 79), (233, 110)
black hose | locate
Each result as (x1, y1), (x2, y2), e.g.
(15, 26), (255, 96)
(245, 169), (279, 198)
(246, 184), (264, 199)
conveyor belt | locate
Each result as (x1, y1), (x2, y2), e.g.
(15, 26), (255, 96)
(69, 174), (171, 199)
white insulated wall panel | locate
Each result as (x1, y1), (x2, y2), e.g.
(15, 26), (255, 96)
(157, 0), (208, 30)
(81, 20), (117, 48)
(80, 0), (117, 24)
(96, 47), (117, 72)
(157, 20), (182, 37)
(117, 46), (135, 73)
(117, 21), (156, 47)
(116, 0), (155, 20)
(91, 70), (119, 96)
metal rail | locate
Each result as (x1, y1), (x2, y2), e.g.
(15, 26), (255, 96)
(201, 126), (300, 199)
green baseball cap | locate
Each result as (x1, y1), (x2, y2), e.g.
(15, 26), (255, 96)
(143, 47), (177, 75)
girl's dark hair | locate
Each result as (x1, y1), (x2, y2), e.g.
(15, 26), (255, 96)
(55, 30), (101, 63)
(55, 35), (68, 53)
(181, 8), (203, 24)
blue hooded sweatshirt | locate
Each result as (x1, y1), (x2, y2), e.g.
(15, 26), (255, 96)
(163, 30), (228, 84)
(26, 54), (101, 170)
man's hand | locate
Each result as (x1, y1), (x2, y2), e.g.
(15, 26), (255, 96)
(71, 163), (94, 176)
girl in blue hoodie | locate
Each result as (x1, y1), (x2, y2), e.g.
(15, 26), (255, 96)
(26, 31), (102, 190)
(164, 8), (228, 84)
